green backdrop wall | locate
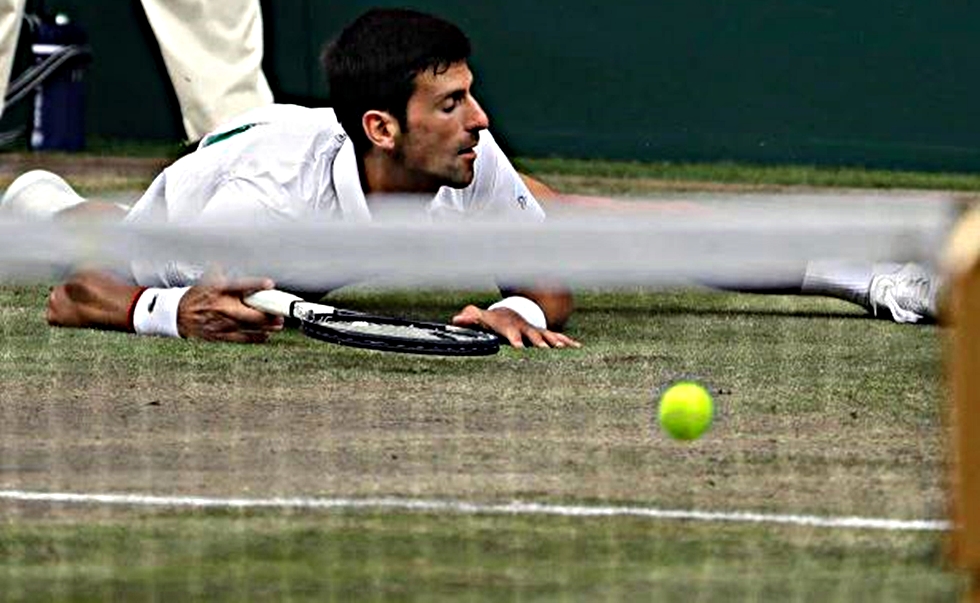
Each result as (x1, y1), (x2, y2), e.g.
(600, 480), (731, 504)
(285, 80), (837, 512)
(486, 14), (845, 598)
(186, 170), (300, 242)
(5, 1), (980, 171)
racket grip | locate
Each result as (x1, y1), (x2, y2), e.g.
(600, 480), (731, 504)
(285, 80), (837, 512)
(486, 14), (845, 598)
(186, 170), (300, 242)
(243, 289), (305, 317)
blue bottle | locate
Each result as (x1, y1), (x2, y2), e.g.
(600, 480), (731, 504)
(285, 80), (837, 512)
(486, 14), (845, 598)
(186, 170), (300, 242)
(30, 13), (90, 151)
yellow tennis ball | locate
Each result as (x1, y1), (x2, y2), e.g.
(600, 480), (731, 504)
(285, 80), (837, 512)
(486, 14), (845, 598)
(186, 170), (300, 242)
(658, 381), (714, 440)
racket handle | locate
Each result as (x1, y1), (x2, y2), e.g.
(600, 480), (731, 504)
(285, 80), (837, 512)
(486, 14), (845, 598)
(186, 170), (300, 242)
(243, 289), (305, 318)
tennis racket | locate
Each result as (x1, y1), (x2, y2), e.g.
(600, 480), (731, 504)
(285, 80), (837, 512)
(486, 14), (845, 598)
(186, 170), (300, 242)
(243, 289), (500, 356)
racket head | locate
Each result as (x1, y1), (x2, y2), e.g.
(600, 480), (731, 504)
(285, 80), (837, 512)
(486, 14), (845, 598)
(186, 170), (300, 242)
(299, 310), (500, 356)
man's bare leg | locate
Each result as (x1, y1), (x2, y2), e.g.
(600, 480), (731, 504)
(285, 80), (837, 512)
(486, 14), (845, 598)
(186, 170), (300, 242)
(524, 173), (939, 322)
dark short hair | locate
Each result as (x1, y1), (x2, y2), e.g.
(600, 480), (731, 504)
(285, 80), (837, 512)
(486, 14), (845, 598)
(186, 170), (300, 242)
(322, 8), (472, 155)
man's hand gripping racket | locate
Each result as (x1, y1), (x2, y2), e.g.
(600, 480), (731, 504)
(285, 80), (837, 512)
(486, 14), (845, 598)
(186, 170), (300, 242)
(243, 289), (500, 356)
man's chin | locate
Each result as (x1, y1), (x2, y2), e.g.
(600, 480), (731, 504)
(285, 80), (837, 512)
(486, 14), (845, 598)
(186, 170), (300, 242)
(427, 163), (475, 190)
(449, 167), (476, 188)
(439, 177), (474, 190)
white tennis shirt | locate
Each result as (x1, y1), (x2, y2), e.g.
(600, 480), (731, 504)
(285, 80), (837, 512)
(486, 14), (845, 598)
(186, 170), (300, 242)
(125, 104), (545, 287)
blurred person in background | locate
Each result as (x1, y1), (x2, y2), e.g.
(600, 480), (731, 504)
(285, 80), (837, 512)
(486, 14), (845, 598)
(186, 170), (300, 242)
(0, 0), (272, 141)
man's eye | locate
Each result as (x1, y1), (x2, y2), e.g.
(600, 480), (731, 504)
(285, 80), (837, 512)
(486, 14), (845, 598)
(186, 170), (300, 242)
(442, 94), (465, 113)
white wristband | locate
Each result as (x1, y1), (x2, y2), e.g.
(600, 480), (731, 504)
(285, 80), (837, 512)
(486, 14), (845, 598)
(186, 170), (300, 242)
(132, 287), (191, 338)
(487, 296), (547, 329)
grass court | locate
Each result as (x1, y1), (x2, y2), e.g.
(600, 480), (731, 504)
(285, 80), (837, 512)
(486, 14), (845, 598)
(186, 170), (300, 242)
(0, 156), (962, 601)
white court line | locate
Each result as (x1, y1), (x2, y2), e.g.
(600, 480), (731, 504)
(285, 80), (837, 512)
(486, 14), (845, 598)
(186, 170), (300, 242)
(0, 490), (949, 532)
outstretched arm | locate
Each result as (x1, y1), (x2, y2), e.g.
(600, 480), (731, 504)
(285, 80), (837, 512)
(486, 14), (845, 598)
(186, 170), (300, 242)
(47, 270), (146, 333)
(47, 269), (284, 343)
(501, 285), (574, 331)
(451, 288), (578, 349)
(450, 171), (578, 347)
(451, 281), (577, 349)
(449, 172), (578, 349)
(513, 173), (576, 328)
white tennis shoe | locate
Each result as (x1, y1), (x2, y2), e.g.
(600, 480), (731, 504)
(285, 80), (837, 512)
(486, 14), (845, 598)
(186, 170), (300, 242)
(0, 169), (87, 219)
(868, 263), (940, 324)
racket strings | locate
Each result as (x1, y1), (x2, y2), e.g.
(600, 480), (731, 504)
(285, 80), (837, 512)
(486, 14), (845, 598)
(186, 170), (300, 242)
(312, 315), (494, 343)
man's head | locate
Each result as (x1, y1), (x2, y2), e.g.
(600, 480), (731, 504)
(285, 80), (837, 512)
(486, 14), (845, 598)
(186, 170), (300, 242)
(323, 9), (489, 191)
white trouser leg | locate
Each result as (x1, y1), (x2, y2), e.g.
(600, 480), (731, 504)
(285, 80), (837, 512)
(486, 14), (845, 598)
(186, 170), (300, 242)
(0, 0), (27, 118)
(139, 0), (273, 141)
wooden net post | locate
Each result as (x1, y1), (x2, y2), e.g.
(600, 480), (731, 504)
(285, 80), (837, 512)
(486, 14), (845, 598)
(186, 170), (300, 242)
(945, 205), (980, 601)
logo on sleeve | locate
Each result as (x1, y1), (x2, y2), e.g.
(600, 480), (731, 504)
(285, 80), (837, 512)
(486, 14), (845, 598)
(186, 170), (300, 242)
(516, 195), (528, 210)
(147, 294), (158, 313)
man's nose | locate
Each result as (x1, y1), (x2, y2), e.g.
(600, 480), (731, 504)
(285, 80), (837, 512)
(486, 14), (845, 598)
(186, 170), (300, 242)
(467, 97), (489, 131)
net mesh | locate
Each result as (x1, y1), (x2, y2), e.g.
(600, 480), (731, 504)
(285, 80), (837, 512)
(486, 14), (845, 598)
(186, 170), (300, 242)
(0, 184), (965, 600)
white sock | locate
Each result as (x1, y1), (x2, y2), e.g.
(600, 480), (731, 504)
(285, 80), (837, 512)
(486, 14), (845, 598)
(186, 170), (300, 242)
(801, 261), (902, 308)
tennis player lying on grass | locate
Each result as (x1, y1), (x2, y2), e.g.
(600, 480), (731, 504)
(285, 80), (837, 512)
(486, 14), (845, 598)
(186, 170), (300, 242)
(0, 9), (579, 348)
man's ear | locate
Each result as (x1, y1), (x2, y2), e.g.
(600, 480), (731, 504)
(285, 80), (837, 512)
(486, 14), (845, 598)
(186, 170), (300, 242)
(362, 110), (400, 151)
